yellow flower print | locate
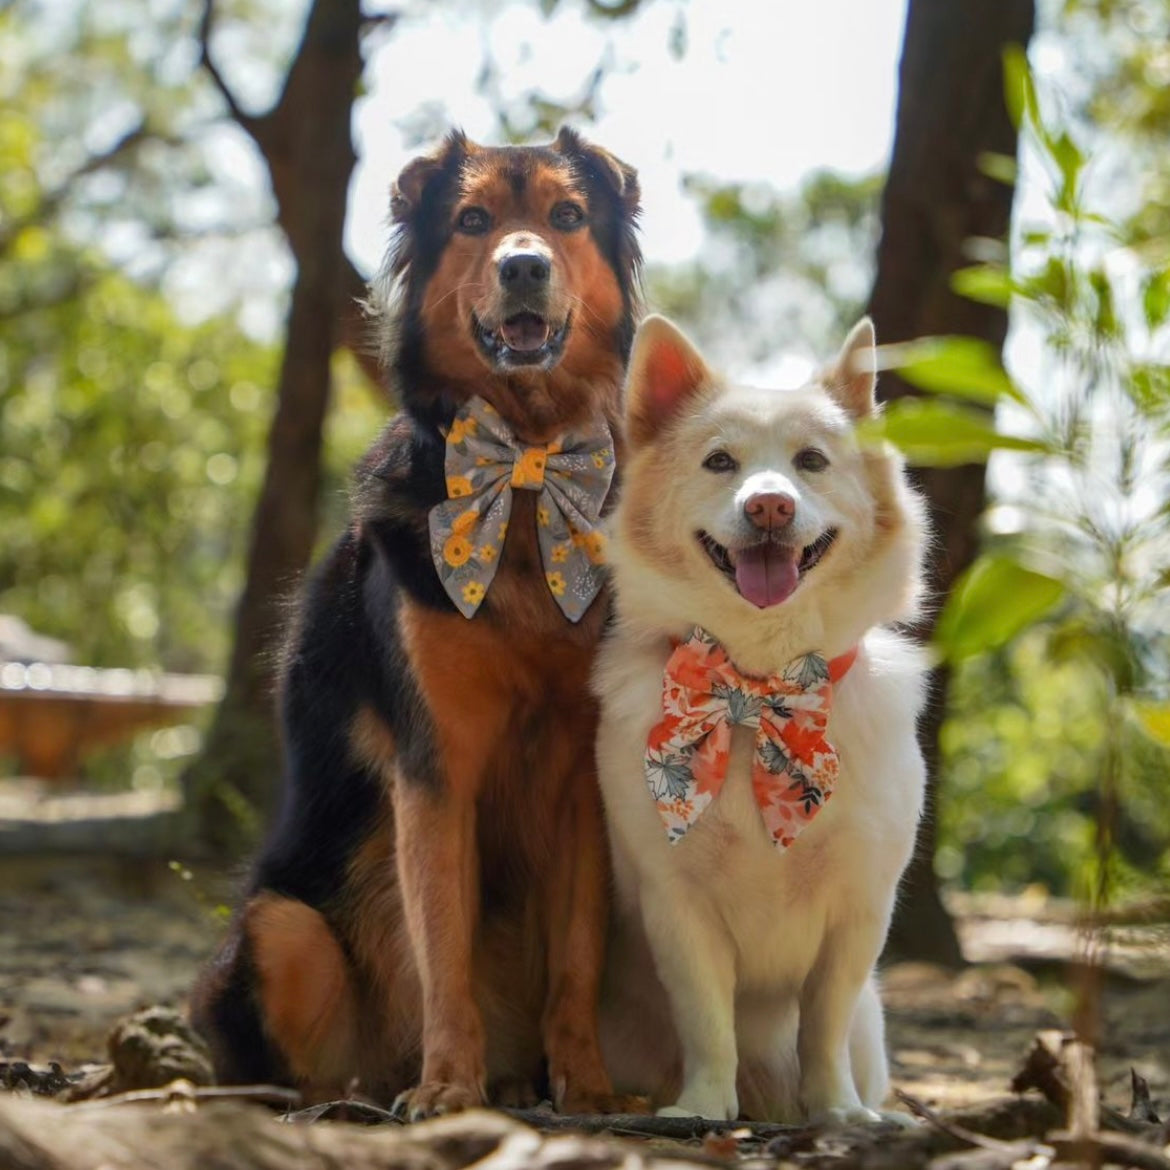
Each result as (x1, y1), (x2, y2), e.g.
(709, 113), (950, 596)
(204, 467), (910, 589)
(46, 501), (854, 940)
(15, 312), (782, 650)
(550, 543), (569, 564)
(452, 509), (479, 536)
(448, 416), (478, 445)
(443, 534), (473, 567)
(511, 447), (547, 489)
(446, 474), (473, 499)
(592, 448), (611, 469)
(478, 545), (497, 563)
(537, 505), (551, 526)
(475, 455), (494, 467)
(568, 524), (587, 548)
(498, 521), (508, 542)
(546, 571), (566, 597)
(546, 437), (564, 455)
(462, 581), (486, 607)
(584, 530), (607, 565)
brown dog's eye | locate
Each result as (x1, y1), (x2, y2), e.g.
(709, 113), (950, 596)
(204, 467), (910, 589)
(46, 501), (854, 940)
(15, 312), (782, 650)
(794, 448), (829, 473)
(703, 450), (739, 474)
(456, 207), (491, 235)
(551, 201), (585, 231)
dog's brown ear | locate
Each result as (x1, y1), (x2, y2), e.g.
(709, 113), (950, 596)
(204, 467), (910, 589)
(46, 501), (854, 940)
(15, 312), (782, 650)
(625, 315), (713, 447)
(823, 317), (878, 419)
(390, 130), (470, 223)
(553, 126), (641, 218)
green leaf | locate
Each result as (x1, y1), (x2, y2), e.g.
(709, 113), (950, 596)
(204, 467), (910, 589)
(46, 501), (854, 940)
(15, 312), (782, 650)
(1051, 131), (1085, 207)
(935, 554), (1066, 662)
(862, 399), (1049, 466)
(1128, 363), (1170, 416)
(1132, 701), (1170, 748)
(952, 265), (1013, 309)
(977, 151), (1018, 187)
(1142, 268), (1170, 330)
(879, 336), (1024, 405)
(1002, 44), (1037, 131)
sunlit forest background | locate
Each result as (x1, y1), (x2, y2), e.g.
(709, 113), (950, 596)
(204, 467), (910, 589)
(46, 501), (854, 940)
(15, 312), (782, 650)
(0, 0), (1167, 964)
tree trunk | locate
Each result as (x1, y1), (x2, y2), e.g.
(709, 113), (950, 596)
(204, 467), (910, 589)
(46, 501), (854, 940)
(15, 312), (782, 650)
(867, 0), (1036, 964)
(183, 0), (363, 855)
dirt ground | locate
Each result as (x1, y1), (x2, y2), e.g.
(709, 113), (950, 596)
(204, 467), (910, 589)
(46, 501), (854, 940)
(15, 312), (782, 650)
(1, 851), (1167, 1122)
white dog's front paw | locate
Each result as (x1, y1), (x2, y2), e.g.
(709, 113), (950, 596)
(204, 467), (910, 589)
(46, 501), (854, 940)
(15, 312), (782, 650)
(658, 1082), (738, 1121)
(874, 1109), (920, 1129)
(809, 1104), (883, 1128)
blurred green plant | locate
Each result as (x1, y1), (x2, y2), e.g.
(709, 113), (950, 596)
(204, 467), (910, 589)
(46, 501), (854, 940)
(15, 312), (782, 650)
(867, 44), (1170, 899)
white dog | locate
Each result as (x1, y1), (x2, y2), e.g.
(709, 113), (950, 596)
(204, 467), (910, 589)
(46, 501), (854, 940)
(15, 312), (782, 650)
(595, 315), (928, 1123)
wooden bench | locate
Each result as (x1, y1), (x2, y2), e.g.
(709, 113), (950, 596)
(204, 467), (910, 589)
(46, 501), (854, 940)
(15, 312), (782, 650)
(0, 661), (222, 780)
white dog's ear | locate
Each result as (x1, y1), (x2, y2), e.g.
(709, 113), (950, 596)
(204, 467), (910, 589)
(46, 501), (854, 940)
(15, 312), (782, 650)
(625, 315), (713, 446)
(824, 317), (877, 418)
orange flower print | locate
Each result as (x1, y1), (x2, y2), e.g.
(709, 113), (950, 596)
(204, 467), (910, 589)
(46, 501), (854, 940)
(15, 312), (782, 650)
(498, 521), (508, 542)
(446, 474), (473, 498)
(569, 525), (588, 548)
(448, 415), (478, 445)
(584, 529), (606, 565)
(443, 534), (473, 567)
(477, 545), (497, 563)
(592, 448), (611, 469)
(546, 571), (566, 597)
(461, 581), (486, 607)
(511, 447), (547, 489)
(452, 509), (479, 536)
(536, 505), (551, 527)
(550, 543), (569, 564)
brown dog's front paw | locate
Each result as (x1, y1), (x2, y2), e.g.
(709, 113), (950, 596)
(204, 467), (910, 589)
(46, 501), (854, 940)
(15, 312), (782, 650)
(392, 1080), (485, 1122)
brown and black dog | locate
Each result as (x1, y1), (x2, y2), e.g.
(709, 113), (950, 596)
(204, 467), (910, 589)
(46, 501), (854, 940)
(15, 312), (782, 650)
(191, 128), (642, 1118)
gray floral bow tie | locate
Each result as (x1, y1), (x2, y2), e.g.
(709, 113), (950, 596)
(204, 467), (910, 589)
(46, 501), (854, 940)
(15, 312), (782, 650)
(428, 396), (616, 622)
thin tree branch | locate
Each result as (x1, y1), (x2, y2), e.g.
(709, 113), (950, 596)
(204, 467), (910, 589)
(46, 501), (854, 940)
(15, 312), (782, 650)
(197, 0), (260, 140)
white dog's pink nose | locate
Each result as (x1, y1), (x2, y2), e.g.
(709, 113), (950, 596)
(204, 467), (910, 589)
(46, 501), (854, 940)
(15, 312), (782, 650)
(744, 492), (795, 530)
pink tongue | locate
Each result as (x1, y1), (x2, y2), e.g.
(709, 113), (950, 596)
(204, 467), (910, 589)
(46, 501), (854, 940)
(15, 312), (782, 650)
(734, 543), (800, 608)
(501, 313), (550, 352)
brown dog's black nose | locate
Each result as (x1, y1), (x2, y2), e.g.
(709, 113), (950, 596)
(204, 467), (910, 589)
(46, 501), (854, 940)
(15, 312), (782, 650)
(744, 492), (795, 530)
(499, 252), (551, 295)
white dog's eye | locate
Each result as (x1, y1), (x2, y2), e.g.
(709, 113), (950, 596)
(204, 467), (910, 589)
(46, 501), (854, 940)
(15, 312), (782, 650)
(702, 450), (739, 473)
(794, 447), (829, 473)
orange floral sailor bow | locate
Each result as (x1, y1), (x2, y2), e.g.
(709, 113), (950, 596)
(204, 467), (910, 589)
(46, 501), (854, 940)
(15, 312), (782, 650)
(428, 396), (616, 622)
(645, 627), (857, 849)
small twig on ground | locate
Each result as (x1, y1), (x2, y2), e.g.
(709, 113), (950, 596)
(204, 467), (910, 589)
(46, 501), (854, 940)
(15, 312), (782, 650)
(72, 1081), (300, 1111)
(1011, 1029), (1150, 1137)
(283, 1098), (398, 1125)
(896, 1089), (1053, 1159)
(1129, 1069), (1162, 1126)
(497, 1108), (802, 1143)
(1048, 1131), (1170, 1170)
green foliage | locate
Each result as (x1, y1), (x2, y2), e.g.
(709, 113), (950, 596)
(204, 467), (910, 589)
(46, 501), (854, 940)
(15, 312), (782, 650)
(0, 259), (276, 673)
(935, 556), (1066, 662)
(899, 42), (1170, 896)
(648, 169), (883, 365)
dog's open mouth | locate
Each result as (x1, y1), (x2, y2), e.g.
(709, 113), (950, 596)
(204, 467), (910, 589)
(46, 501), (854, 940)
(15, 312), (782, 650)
(697, 528), (838, 609)
(473, 311), (571, 368)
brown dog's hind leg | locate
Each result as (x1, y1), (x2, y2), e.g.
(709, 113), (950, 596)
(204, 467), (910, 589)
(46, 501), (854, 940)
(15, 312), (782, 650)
(246, 893), (360, 1100)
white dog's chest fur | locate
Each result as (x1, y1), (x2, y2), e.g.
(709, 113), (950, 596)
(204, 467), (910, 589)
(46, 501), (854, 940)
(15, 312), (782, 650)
(602, 631), (924, 934)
